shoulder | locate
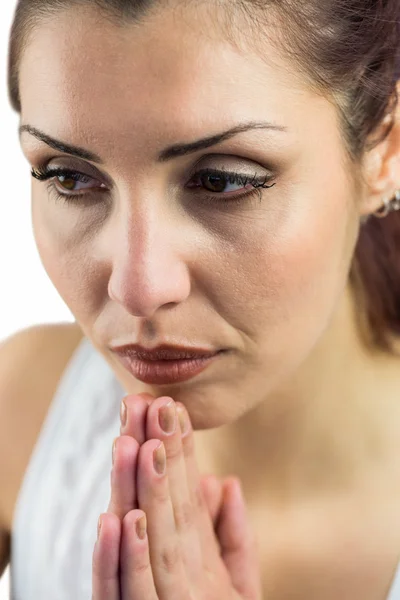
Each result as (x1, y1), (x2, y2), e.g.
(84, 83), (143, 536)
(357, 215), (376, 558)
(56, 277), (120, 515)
(0, 322), (84, 532)
(0, 321), (84, 377)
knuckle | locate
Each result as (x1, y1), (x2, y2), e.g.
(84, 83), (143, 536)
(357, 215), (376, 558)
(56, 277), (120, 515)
(158, 543), (181, 574)
(120, 550), (150, 575)
(152, 485), (170, 505)
(131, 558), (150, 575)
(165, 442), (182, 462)
(193, 483), (206, 512)
(181, 433), (194, 456)
(173, 500), (194, 530)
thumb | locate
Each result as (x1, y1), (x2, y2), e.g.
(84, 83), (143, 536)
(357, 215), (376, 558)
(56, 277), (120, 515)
(216, 477), (262, 600)
(200, 474), (224, 527)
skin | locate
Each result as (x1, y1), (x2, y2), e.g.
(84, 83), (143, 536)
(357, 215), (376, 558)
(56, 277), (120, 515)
(93, 392), (262, 599)
(17, 2), (400, 595)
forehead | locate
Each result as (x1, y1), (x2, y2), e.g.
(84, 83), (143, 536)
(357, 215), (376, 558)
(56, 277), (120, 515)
(18, 3), (323, 162)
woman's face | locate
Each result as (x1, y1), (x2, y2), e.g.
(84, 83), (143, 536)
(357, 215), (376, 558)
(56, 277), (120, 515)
(19, 3), (362, 429)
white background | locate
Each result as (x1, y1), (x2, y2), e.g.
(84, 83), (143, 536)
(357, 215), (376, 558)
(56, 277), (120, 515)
(0, 2), (75, 596)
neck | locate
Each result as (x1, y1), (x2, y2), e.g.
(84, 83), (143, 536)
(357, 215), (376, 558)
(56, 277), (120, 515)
(195, 283), (400, 507)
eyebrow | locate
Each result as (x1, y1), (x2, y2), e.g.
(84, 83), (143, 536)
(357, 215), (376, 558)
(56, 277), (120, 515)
(18, 120), (287, 165)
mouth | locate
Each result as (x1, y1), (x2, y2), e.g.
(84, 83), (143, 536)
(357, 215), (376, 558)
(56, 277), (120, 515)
(114, 350), (226, 384)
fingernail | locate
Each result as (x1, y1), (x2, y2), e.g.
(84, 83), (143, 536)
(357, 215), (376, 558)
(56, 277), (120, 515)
(120, 400), (127, 427)
(112, 437), (118, 465)
(158, 400), (176, 434)
(177, 405), (188, 435)
(135, 514), (147, 540)
(97, 515), (103, 540)
(153, 442), (166, 475)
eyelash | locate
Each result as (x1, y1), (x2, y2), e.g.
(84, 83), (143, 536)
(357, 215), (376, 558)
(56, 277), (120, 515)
(30, 165), (277, 208)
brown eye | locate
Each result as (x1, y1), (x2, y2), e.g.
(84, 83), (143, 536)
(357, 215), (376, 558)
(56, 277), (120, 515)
(31, 166), (108, 206)
(200, 172), (237, 193)
(186, 167), (276, 205)
(55, 173), (93, 191)
(190, 170), (256, 194)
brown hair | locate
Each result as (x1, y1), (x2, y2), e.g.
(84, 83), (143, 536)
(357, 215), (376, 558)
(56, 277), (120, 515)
(6, 0), (400, 355)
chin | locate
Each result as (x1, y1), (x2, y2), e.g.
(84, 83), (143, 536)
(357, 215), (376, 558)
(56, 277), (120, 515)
(170, 385), (253, 431)
(117, 360), (261, 430)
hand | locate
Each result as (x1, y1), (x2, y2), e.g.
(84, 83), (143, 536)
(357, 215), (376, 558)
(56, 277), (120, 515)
(92, 393), (262, 599)
(107, 393), (224, 530)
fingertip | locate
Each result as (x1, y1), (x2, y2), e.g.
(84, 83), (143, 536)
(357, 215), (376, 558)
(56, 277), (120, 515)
(97, 511), (121, 536)
(121, 509), (149, 550)
(120, 510), (150, 569)
(121, 394), (150, 444)
(175, 402), (191, 437)
(100, 512), (122, 544)
(93, 512), (121, 580)
(224, 477), (244, 504)
(201, 474), (224, 525)
(122, 508), (146, 529)
(218, 477), (249, 544)
(208, 474), (224, 500)
(120, 510), (157, 597)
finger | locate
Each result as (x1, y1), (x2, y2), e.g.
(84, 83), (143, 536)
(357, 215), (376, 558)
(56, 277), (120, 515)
(175, 403), (221, 560)
(92, 512), (121, 600)
(137, 438), (190, 599)
(138, 392), (157, 405)
(120, 393), (154, 445)
(120, 509), (158, 600)
(110, 393), (154, 518)
(217, 478), (262, 600)
(107, 435), (140, 519)
(200, 474), (224, 527)
(145, 397), (202, 574)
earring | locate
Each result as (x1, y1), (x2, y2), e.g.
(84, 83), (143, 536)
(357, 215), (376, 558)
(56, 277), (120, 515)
(373, 189), (400, 218)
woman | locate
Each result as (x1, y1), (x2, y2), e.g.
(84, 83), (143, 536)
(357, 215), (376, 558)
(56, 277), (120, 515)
(1, 0), (400, 597)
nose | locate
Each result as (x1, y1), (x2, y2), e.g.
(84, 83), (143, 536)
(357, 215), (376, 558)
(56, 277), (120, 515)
(107, 203), (191, 319)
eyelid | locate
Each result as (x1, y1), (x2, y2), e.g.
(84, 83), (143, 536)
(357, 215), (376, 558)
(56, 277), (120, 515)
(186, 153), (271, 176)
(37, 158), (113, 187)
(34, 151), (275, 192)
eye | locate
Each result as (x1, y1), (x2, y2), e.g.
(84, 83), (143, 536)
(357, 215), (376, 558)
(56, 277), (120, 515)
(31, 164), (276, 208)
(187, 167), (276, 205)
(31, 166), (107, 205)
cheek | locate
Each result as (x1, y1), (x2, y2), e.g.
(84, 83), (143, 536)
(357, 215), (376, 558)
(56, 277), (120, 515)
(32, 198), (100, 320)
(208, 181), (358, 368)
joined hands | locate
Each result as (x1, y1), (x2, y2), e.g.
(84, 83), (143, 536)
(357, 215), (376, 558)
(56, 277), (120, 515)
(91, 392), (262, 599)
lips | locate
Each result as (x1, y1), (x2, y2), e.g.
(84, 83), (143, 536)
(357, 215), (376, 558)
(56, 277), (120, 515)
(114, 350), (224, 384)
(111, 343), (219, 361)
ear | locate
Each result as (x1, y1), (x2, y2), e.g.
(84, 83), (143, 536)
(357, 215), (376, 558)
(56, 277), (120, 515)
(359, 81), (400, 218)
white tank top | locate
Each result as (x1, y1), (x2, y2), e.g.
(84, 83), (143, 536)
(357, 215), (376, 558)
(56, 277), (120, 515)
(9, 335), (400, 599)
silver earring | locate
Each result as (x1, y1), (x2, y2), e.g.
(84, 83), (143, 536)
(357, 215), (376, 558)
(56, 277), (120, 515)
(373, 189), (400, 218)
